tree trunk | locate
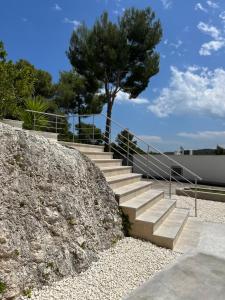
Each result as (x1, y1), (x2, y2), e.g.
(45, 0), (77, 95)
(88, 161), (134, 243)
(104, 100), (113, 152)
(78, 99), (81, 142)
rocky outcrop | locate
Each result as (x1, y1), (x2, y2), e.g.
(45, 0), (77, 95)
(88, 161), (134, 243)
(0, 124), (123, 299)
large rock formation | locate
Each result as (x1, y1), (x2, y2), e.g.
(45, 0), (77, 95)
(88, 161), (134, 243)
(0, 123), (123, 299)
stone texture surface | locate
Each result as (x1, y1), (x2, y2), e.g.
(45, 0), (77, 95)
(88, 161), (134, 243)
(0, 123), (123, 299)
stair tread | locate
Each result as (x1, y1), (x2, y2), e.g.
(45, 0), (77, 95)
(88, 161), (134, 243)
(106, 173), (142, 183)
(82, 151), (113, 155)
(136, 199), (176, 223)
(59, 141), (104, 149)
(114, 181), (152, 196)
(93, 159), (121, 162)
(120, 189), (164, 209)
(100, 166), (132, 171)
(153, 208), (189, 239)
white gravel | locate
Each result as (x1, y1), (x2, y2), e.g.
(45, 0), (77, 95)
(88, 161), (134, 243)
(174, 195), (225, 223)
(21, 238), (179, 300)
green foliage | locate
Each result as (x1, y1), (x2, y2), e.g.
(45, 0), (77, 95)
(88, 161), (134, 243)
(55, 70), (105, 115)
(23, 288), (32, 298)
(0, 58), (18, 119)
(34, 69), (54, 98)
(0, 41), (7, 62)
(21, 97), (49, 130)
(75, 122), (103, 144)
(216, 145), (225, 155)
(0, 281), (6, 294)
(68, 8), (162, 145)
(112, 129), (145, 160)
(0, 42), (54, 120)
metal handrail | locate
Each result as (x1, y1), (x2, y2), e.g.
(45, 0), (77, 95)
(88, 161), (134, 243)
(101, 112), (202, 181)
(107, 130), (197, 209)
(102, 132), (196, 214)
(24, 109), (199, 216)
(110, 130), (196, 186)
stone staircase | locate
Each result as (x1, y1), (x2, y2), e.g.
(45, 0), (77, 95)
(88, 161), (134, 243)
(59, 141), (189, 250)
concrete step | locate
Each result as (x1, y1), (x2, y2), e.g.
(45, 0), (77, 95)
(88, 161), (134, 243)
(152, 208), (189, 249)
(83, 151), (113, 159)
(131, 199), (176, 239)
(58, 141), (104, 152)
(120, 190), (164, 222)
(114, 181), (153, 204)
(93, 159), (122, 167)
(100, 166), (133, 177)
(106, 173), (142, 189)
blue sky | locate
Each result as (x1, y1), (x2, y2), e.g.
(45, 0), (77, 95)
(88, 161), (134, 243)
(1, 0), (225, 151)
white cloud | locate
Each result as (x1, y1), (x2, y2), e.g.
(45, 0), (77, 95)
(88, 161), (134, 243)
(160, 0), (172, 9)
(138, 135), (162, 143)
(197, 22), (221, 39)
(206, 1), (219, 8)
(195, 3), (208, 13)
(177, 131), (225, 139)
(197, 21), (225, 55)
(21, 17), (28, 22)
(170, 40), (183, 49)
(148, 66), (225, 118)
(53, 3), (62, 11)
(116, 91), (149, 104)
(199, 40), (225, 55)
(219, 11), (225, 21)
(64, 18), (80, 29)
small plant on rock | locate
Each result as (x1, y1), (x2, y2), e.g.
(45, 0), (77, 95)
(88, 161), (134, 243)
(0, 281), (6, 294)
(23, 288), (32, 298)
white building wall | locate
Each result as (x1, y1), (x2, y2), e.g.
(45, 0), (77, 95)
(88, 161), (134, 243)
(133, 154), (225, 185)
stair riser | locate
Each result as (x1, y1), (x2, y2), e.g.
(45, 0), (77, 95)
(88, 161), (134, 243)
(85, 153), (113, 159)
(117, 184), (152, 204)
(153, 202), (176, 232)
(130, 221), (154, 240)
(172, 211), (189, 248)
(121, 192), (164, 222)
(94, 161), (122, 167)
(151, 235), (174, 249)
(102, 168), (132, 177)
(109, 176), (142, 189)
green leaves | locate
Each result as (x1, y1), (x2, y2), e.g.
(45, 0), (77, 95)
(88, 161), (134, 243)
(68, 7), (162, 101)
(0, 42), (54, 120)
(55, 70), (104, 115)
(21, 97), (50, 130)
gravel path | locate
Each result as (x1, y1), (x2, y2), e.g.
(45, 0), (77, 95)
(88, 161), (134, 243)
(21, 238), (179, 300)
(174, 196), (225, 223)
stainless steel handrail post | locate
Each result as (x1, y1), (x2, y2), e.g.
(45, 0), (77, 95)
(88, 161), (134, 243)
(33, 113), (36, 131)
(56, 116), (58, 133)
(169, 168), (172, 199)
(147, 146), (150, 180)
(195, 178), (198, 217)
(127, 130), (130, 166)
(72, 114), (75, 143)
(92, 115), (95, 142)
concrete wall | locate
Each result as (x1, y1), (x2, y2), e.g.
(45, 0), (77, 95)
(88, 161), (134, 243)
(133, 154), (225, 186)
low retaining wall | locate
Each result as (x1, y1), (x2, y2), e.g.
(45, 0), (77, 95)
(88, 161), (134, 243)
(1, 119), (23, 129)
(176, 188), (225, 203)
(27, 130), (58, 141)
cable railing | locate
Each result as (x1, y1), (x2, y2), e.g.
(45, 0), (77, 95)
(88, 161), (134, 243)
(24, 109), (202, 216)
